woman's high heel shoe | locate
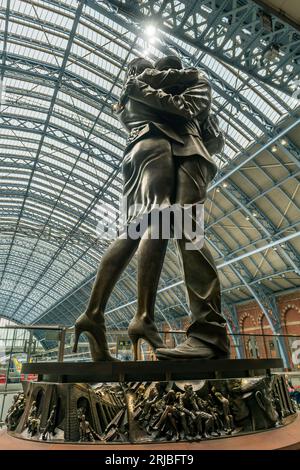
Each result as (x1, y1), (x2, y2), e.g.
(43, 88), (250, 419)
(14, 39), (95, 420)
(73, 313), (119, 362)
(128, 316), (166, 360)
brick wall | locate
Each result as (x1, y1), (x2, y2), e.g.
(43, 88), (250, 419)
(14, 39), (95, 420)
(235, 291), (300, 360)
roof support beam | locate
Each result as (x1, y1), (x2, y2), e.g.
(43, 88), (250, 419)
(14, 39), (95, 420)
(210, 118), (300, 190)
(218, 231), (300, 271)
(87, 0), (300, 94)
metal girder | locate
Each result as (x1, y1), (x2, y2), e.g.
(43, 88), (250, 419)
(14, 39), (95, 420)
(208, 170), (299, 233)
(277, 140), (300, 169)
(83, 0), (298, 168)
(0, 113), (122, 167)
(1, 236), (104, 287)
(0, 225), (108, 264)
(0, 246), (106, 323)
(0, 259), (90, 293)
(251, 0), (300, 32)
(208, 190), (275, 276)
(0, 0), (9, 83)
(0, 277), (68, 302)
(223, 267), (295, 293)
(217, 231), (300, 269)
(87, 0), (300, 95)
(2, 53), (120, 109)
(0, 188), (99, 225)
(0, 159), (122, 207)
(1, 99), (125, 153)
(160, 33), (278, 135)
(0, 144), (123, 185)
(2, 90), (126, 143)
(210, 118), (300, 189)
(211, 178), (300, 273)
(0, 239), (95, 279)
(0, 1), (131, 69)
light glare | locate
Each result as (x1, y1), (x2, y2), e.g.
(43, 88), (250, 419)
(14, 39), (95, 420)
(145, 24), (157, 37)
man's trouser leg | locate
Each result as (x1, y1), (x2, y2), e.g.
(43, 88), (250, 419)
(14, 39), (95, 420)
(175, 156), (229, 354)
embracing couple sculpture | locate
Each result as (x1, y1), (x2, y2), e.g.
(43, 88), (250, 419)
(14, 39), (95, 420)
(73, 55), (230, 361)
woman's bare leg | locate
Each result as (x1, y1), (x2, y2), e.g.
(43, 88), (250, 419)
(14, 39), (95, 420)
(85, 235), (139, 321)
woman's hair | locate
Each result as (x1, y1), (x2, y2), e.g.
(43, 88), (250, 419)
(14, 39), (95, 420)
(125, 57), (153, 80)
(115, 58), (153, 110)
(155, 55), (182, 71)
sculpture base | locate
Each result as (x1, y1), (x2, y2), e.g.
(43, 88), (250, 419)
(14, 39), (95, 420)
(5, 359), (297, 445)
(2, 414), (300, 450)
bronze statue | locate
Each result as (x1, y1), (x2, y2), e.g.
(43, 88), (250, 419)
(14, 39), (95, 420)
(228, 378), (279, 432)
(153, 390), (180, 441)
(26, 400), (38, 421)
(27, 416), (40, 437)
(214, 391), (234, 434)
(73, 55), (229, 361)
(272, 392), (283, 425)
(5, 392), (25, 431)
(176, 389), (199, 440)
(79, 413), (95, 442)
(135, 385), (160, 423)
(5, 394), (19, 429)
(134, 382), (234, 441)
(42, 405), (57, 440)
(26, 400), (40, 436)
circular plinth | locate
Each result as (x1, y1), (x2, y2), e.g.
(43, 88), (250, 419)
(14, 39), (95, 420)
(6, 363), (295, 445)
(1, 414), (299, 450)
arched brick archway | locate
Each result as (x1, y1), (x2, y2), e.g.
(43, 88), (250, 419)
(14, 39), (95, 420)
(260, 315), (280, 358)
(281, 305), (300, 366)
(283, 306), (300, 336)
(239, 313), (256, 332)
(253, 314), (267, 358)
(240, 314), (257, 358)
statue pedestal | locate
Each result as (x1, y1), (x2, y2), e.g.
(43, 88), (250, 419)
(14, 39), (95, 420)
(1, 414), (300, 450)
(4, 359), (297, 445)
(22, 358), (283, 382)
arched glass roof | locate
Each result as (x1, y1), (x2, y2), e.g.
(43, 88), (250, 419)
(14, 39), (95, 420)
(0, 0), (299, 329)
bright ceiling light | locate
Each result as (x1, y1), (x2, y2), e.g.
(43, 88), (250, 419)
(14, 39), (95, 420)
(145, 24), (157, 37)
(280, 138), (287, 145)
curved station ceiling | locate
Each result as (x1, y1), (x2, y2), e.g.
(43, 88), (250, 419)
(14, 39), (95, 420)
(0, 0), (299, 331)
